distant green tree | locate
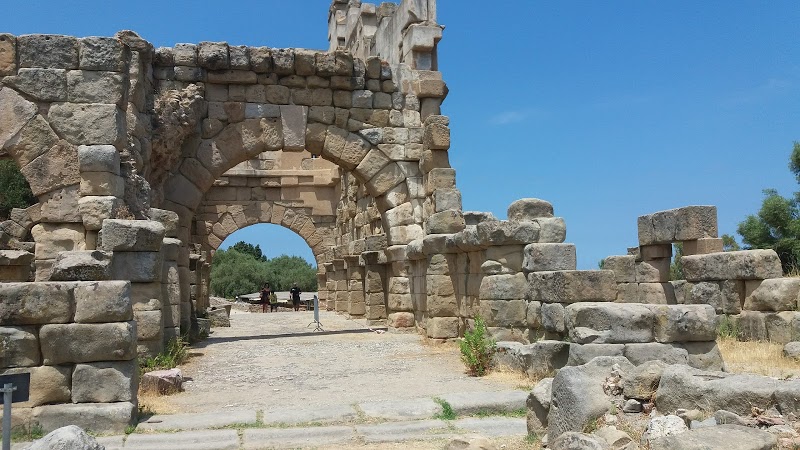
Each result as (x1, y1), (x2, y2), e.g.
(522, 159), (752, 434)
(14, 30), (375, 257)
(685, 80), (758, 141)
(0, 160), (36, 220)
(230, 241), (267, 262)
(264, 255), (318, 291)
(670, 243), (684, 281)
(721, 234), (741, 252)
(737, 142), (800, 273)
(209, 249), (270, 298)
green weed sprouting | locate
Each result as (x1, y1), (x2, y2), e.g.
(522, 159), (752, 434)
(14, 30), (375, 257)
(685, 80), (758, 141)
(459, 315), (496, 377)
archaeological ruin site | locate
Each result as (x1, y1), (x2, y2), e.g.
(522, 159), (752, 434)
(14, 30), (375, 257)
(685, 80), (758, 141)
(2, 1), (800, 447)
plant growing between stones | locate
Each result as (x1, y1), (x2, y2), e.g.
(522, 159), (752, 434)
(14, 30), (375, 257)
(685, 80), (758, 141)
(433, 397), (456, 420)
(717, 315), (739, 339)
(459, 315), (496, 376)
(139, 337), (189, 374)
(10, 424), (43, 443)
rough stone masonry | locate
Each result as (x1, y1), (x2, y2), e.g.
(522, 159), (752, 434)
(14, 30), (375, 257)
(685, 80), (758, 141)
(0, 0), (793, 434)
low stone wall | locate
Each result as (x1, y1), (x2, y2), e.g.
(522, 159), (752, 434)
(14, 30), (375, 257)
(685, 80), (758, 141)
(0, 281), (137, 434)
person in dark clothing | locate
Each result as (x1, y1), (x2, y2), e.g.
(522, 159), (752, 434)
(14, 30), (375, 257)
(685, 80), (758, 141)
(290, 282), (301, 311)
(260, 283), (272, 313)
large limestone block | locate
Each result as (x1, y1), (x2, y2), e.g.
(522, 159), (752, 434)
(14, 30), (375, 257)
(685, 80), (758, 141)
(528, 270), (616, 303)
(73, 281), (132, 323)
(744, 278), (800, 311)
(638, 282), (675, 304)
(38, 186), (82, 223)
(49, 250), (111, 281)
(479, 299), (527, 327)
(683, 237), (724, 256)
(197, 41), (230, 70)
(3, 68), (67, 102)
(33, 401), (135, 434)
(737, 311), (767, 341)
(0, 249), (34, 266)
(647, 304), (716, 343)
(18, 34), (78, 69)
(507, 198), (554, 221)
(77, 144), (120, 174)
(764, 311), (800, 344)
(100, 219), (166, 252)
(601, 255), (635, 283)
(48, 103), (124, 147)
(0, 365), (70, 407)
(72, 360), (136, 403)
(2, 114), (59, 168)
(566, 343), (624, 366)
(638, 206), (717, 245)
(79, 36), (129, 71)
(149, 208), (180, 238)
(523, 243), (577, 273)
(67, 70), (125, 104)
(684, 341), (727, 371)
(682, 249), (783, 281)
(39, 321), (137, 364)
(478, 273), (527, 300)
(649, 424), (776, 450)
(78, 196), (120, 231)
(526, 377), (552, 432)
(0, 33), (16, 76)
(547, 356), (634, 440)
(111, 251), (163, 282)
(624, 342), (689, 366)
(635, 258), (670, 283)
(0, 87), (37, 148)
(0, 326), (41, 367)
(427, 317), (459, 339)
(134, 310), (163, 341)
(535, 217), (567, 243)
(565, 302), (655, 344)
(0, 282), (72, 325)
(280, 105), (308, 151)
(21, 140), (80, 196)
(655, 364), (780, 415)
(540, 302), (565, 334)
(476, 220), (540, 246)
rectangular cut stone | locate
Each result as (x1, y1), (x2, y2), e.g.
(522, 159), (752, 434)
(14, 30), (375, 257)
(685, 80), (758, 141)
(600, 255), (635, 283)
(640, 244), (672, 260)
(638, 206), (717, 245)
(72, 360), (136, 403)
(638, 283), (675, 304)
(33, 402), (135, 434)
(636, 258), (670, 283)
(427, 317), (459, 339)
(245, 103), (280, 118)
(682, 249), (783, 281)
(100, 219), (166, 252)
(111, 252), (163, 282)
(280, 105), (308, 151)
(744, 278), (800, 312)
(18, 34), (78, 69)
(479, 299), (527, 327)
(565, 302), (655, 344)
(683, 238), (723, 256)
(73, 281), (132, 323)
(528, 270), (616, 303)
(0, 282), (73, 325)
(0, 326), (41, 367)
(479, 273), (527, 300)
(39, 321), (136, 364)
(646, 304), (717, 343)
(615, 283), (640, 303)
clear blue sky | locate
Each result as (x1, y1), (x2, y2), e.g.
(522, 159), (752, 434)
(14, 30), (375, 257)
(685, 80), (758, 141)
(5, 1), (799, 268)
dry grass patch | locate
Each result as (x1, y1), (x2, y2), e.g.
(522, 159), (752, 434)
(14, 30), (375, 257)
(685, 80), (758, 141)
(484, 366), (541, 391)
(137, 390), (181, 416)
(718, 336), (800, 378)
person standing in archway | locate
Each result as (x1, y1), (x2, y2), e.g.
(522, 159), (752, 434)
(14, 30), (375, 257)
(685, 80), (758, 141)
(290, 282), (301, 312)
(260, 283), (272, 313)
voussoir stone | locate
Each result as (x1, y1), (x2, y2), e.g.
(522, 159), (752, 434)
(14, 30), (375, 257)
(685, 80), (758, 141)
(0, 87), (38, 148)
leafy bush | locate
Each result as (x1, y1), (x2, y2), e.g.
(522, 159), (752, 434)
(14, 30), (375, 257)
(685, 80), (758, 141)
(433, 397), (456, 420)
(139, 337), (188, 374)
(717, 315), (739, 339)
(0, 159), (36, 220)
(459, 315), (496, 376)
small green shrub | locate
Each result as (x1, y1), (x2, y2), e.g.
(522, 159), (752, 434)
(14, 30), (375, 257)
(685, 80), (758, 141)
(717, 314), (739, 339)
(10, 424), (43, 442)
(433, 397), (456, 420)
(459, 315), (496, 377)
(139, 337), (189, 374)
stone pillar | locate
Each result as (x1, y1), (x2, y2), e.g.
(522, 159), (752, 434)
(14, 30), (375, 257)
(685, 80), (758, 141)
(332, 259), (348, 312)
(363, 251), (388, 325)
(346, 256), (366, 317)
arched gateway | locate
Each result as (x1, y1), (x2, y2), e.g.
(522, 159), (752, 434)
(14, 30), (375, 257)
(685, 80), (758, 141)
(0, 0), (735, 435)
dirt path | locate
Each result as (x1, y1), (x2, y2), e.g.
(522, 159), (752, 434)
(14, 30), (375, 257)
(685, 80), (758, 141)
(156, 309), (525, 414)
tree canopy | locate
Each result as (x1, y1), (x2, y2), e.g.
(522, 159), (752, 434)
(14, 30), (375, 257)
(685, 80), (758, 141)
(0, 160), (36, 220)
(209, 242), (318, 298)
(737, 142), (800, 273)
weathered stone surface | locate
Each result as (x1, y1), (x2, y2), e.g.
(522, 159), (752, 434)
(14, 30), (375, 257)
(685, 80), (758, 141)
(26, 425), (105, 450)
(519, 341), (569, 378)
(623, 359), (667, 400)
(134, 310), (163, 340)
(507, 198), (554, 221)
(523, 243), (576, 273)
(547, 356), (634, 440)
(50, 250), (111, 281)
(79, 36), (128, 71)
(78, 196), (120, 231)
(22, 139), (80, 196)
(529, 270), (617, 303)
(744, 278), (800, 311)
(67, 70), (125, 104)
(141, 368), (183, 395)
(73, 280), (132, 323)
(541, 302), (565, 334)
(601, 255), (636, 283)
(526, 377), (552, 432)
(0, 249), (34, 266)
(479, 300), (527, 327)
(198, 41), (230, 70)
(0, 34), (16, 76)
(784, 341), (800, 360)
(682, 249), (783, 281)
(682, 341), (725, 371)
(18, 34), (78, 69)
(566, 343), (624, 366)
(476, 220), (539, 246)
(427, 316), (459, 339)
(641, 415), (688, 444)
(638, 206), (717, 245)
(549, 432), (609, 450)
(0, 87), (37, 149)
(38, 186), (82, 223)
(2, 114), (59, 168)
(0, 326), (41, 367)
(149, 208), (180, 238)
(656, 365), (780, 415)
(478, 273), (527, 300)
(31, 223), (86, 260)
(648, 424), (776, 450)
(565, 302), (654, 344)
(100, 219), (166, 252)
(77, 144), (120, 174)
(0, 282), (72, 325)
(39, 321), (137, 364)
(593, 426), (634, 450)
(4, 68), (67, 101)
(72, 360), (136, 403)
(0, 365), (70, 407)
(33, 401), (135, 434)
(48, 103), (124, 147)
(111, 251), (163, 282)
(623, 342), (689, 366)
(647, 304), (716, 343)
